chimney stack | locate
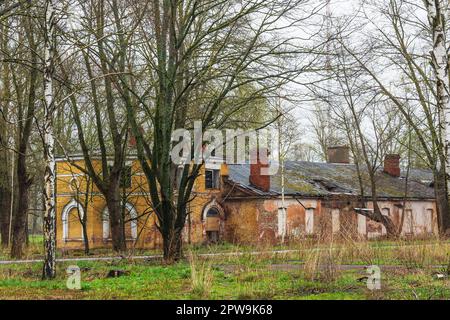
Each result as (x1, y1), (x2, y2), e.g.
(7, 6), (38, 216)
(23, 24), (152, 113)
(384, 154), (401, 177)
(128, 129), (137, 147)
(327, 146), (350, 164)
(249, 148), (270, 192)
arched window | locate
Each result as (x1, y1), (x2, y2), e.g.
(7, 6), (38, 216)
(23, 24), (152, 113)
(206, 208), (220, 217)
(102, 203), (138, 240)
(62, 199), (85, 241)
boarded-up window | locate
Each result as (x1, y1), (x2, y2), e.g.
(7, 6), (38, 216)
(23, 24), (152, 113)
(305, 208), (314, 235)
(358, 214), (366, 236)
(206, 208), (220, 243)
(206, 208), (220, 231)
(277, 208), (287, 236)
(426, 209), (433, 233)
(403, 209), (413, 234)
(332, 209), (340, 234)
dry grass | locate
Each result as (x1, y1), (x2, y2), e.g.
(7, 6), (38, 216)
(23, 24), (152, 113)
(302, 237), (343, 282)
(188, 251), (214, 298)
(1, 238), (450, 300)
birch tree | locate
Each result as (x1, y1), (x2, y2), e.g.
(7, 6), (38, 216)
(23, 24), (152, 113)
(423, 0), (450, 234)
(42, 0), (56, 279)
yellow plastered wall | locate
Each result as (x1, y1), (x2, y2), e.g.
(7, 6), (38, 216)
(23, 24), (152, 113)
(56, 159), (228, 250)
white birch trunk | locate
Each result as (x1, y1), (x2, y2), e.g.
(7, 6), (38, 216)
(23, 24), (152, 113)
(425, 0), (450, 232)
(42, 0), (57, 280)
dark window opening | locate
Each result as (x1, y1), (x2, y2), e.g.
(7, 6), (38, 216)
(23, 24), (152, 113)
(205, 169), (220, 189)
(120, 166), (132, 189)
(207, 231), (219, 243)
(206, 208), (220, 217)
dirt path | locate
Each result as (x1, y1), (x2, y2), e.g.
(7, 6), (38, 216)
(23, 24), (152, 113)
(268, 264), (447, 271)
(0, 242), (448, 266)
(0, 249), (301, 265)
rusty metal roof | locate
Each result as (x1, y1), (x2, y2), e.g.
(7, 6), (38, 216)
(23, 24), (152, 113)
(227, 161), (435, 200)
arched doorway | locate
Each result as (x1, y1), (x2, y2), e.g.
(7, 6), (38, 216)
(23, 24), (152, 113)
(202, 201), (224, 244)
(206, 208), (220, 243)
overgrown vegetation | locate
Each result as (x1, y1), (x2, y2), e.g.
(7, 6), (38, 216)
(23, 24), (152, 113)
(0, 240), (449, 300)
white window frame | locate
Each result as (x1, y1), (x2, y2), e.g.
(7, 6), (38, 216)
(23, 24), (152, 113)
(62, 199), (85, 241)
(332, 209), (340, 234)
(102, 202), (138, 240)
(305, 208), (314, 235)
(277, 207), (287, 237)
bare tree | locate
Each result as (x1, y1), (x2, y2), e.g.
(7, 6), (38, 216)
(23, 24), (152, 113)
(10, 6), (40, 258)
(0, 17), (12, 246)
(311, 30), (400, 236)
(332, 0), (450, 235)
(120, 0), (317, 262)
(0, 0), (29, 19)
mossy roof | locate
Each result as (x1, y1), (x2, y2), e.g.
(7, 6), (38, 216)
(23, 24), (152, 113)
(227, 161), (435, 200)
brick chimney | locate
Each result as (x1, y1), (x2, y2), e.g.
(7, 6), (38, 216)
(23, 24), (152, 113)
(384, 154), (401, 177)
(128, 130), (137, 147)
(249, 148), (270, 192)
(128, 127), (145, 147)
(327, 146), (350, 164)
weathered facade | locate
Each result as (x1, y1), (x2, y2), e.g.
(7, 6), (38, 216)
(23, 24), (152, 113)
(221, 154), (437, 243)
(55, 147), (437, 251)
(55, 157), (226, 250)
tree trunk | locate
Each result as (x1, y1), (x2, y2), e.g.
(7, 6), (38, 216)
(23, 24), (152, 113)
(0, 24), (11, 247)
(371, 182), (398, 238)
(10, 149), (31, 258)
(435, 168), (450, 234)
(42, 0), (57, 280)
(162, 225), (183, 263)
(106, 185), (126, 253)
(160, 199), (187, 263)
(9, 7), (38, 256)
(82, 221), (89, 255)
(425, 0), (450, 236)
(81, 181), (90, 255)
(0, 155), (11, 247)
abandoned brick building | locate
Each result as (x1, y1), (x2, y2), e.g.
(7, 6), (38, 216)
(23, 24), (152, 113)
(55, 146), (437, 250)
